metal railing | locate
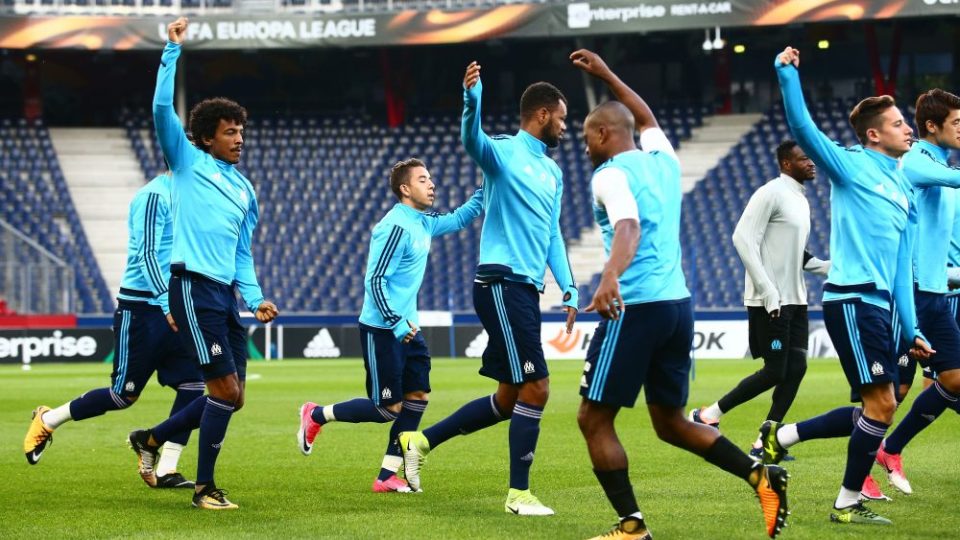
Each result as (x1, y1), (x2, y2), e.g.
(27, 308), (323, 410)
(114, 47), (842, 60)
(0, 219), (74, 314)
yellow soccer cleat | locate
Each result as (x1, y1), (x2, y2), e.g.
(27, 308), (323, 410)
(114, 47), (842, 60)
(587, 517), (652, 539)
(24, 406), (54, 465)
(192, 486), (239, 510)
(755, 465), (790, 538)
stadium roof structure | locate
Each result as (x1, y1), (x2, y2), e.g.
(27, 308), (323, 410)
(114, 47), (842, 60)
(0, 0), (958, 50)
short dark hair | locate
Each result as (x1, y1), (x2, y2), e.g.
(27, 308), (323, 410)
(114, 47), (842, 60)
(848, 95), (896, 145)
(520, 82), (567, 120)
(188, 97), (247, 152)
(389, 158), (426, 200)
(775, 140), (799, 165)
(915, 89), (960, 138)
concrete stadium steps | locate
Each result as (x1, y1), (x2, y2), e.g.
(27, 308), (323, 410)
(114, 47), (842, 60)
(540, 113), (762, 312)
(678, 113), (762, 193)
(49, 128), (144, 298)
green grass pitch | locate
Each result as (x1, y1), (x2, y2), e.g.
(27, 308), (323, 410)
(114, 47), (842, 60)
(1, 358), (957, 539)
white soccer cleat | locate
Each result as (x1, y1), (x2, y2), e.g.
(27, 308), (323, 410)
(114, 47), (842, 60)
(398, 431), (431, 492)
(504, 488), (555, 516)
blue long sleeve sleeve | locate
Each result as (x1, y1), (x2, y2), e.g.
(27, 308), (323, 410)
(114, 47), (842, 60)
(892, 204), (924, 343)
(364, 224), (412, 341)
(776, 59), (857, 184)
(153, 43), (198, 172)
(545, 181), (578, 308)
(233, 198), (265, 314)
(461, 80), (507, 176)
(428, 189), (484, 237)
(904, 143), (960, 188)
(136, 193), (171, 314)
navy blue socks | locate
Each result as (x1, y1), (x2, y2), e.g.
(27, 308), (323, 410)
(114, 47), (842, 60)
(423, 394), (508, 449)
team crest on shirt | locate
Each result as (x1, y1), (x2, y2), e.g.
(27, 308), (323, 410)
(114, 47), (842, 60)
(237, 186), (248, 204)
(871, 362), (885, 376)
(524, 361), (535, 374)
(211, 342), (223, 356)
(381, 387), (392, 400)
(897, 354), (909, 367)
(125, 382), (135, 393)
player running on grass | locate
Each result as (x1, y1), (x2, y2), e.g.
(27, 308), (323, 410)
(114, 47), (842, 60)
(296, 158), (482, 493)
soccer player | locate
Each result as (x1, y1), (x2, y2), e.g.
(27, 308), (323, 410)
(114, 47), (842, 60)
(22, 172), (203, 489)
(399, 61), (579, 516)
(126, 17), (278, 510)
(568, 49), (788, 540)
(296, 158), (483, 493)
(758, 46), (933, 526)
(871, 89), (960, 494)
(688, 141), (829, 459)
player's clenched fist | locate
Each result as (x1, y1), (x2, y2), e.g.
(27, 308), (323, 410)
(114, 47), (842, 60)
(463, 61), (481, 90)
(167, 17), (188, 44)
(777, 46), (800, 68)
(255, 301), (279, 323)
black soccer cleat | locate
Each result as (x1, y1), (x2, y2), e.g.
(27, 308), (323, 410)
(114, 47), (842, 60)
(156, 472), (195, 489)
(127, 429), (160, 487)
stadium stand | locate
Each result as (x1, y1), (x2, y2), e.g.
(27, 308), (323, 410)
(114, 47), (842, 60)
(119, 106), (700, 313)
(0, 118), (113, 313)
(676, 99), (848, 309)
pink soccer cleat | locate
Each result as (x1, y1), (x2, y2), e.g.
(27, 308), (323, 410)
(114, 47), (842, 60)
(876, 444), (912, 495)
(297, 402), (322, 456)
(860, 474), (890, 501)
(372, 474), (414, 493)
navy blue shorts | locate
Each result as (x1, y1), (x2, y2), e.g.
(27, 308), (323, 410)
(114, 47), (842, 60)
(474, 280), (547, 384)
(111, 300), (201, 398)
(893, 300), (939, 387)
(360, 324), (431, 406)
(169, 267), (247, 382)
(580, 299), (693, 408)
(916, 292), (960, 376)
(824, 299), (895, 402)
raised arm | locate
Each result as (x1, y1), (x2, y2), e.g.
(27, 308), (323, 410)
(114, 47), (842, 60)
(154, 17), (198, 172)
(364, 224), (413, 342)
(428, 188), (484, 237)
(775, 47), (856, 183)
(570, 49), (658, 133)
(903, 145), (960, 188)
(731, 188), (780, 315)
(461, 62), (507, 175)
(136, 190), (171, 314)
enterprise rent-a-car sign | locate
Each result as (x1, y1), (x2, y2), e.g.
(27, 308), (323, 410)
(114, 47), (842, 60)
(0, 330), (114, 364)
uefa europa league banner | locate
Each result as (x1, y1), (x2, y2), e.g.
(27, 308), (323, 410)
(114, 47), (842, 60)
(0, 0), (956, 50)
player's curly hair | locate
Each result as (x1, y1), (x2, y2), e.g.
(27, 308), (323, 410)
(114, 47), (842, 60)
(915, 89), (960, 139)
(188, 97), (247, 152)
(520, 82), (567, 120)
(848, 95), (896, 145)
(390, 158), (426, 200)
